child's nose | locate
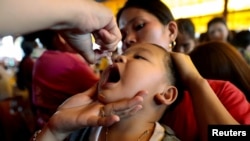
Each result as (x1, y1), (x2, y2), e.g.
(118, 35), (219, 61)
(113, 55), (126, 63)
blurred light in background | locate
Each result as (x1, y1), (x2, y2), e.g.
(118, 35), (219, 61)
(228, 0), (250, 11)
(160, 0), (250, 34)
(0, 36), (23, 62)
(163, 0), (224, 18)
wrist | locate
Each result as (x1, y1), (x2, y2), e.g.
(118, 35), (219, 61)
(35, 124), (68, 141)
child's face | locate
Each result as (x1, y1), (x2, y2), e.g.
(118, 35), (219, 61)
(98, 43), (169, 104)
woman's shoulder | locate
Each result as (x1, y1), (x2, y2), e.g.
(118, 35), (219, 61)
(207, 79), (236, 91)
(200, 79), (250, 124)
(206, 79), (247, 100)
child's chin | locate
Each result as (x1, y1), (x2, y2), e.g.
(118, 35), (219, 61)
(97, 94), (111, 104)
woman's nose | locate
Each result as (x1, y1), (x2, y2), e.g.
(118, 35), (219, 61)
(123, 32), (137, 50)
(113, 55), (127, 63)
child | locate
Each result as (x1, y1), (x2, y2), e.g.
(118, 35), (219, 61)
(35, 43), (181, 141)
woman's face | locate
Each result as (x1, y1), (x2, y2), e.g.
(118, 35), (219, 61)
(98, 43), (168, 104)
(118, 7), (175, 52)
(208, 22), (229, 42)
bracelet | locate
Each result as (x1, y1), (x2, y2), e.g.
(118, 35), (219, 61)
(32, 130), (42, 141)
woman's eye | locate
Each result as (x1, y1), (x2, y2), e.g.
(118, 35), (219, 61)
(134, 23), (145, 31)
(120, 30), (126, 41)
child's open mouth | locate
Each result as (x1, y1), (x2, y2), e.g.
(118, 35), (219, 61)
(106, 64), (120, 83)
(100, 64), (121, 88)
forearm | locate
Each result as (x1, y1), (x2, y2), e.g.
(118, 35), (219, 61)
(188, 78), (239, 141)
(0, 0), (80, 36)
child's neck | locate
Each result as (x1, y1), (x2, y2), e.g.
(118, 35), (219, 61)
(100, 118), (155, 141)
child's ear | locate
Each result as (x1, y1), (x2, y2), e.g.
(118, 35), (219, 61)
(154, 86), (178, 105)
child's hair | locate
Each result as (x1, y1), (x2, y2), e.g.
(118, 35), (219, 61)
(116, 0), (174, 25)
(150, 44), (184, 110)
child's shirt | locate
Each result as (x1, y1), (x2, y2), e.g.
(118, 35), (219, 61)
(68, 122), (180, 141)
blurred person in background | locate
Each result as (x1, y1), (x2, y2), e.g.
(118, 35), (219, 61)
(198, 32), (209, 44)
(16, 37), (37, 102)
(32, 30), (99, 129)
(231, 30), (250, 65)
(174, 18), (197, 54)
(189, 40), (250, 102)
(0, 63), (13, 100)
(206, 17), (233, 43)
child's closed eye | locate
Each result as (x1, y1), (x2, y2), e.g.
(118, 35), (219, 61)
(133, 54), (147, 60)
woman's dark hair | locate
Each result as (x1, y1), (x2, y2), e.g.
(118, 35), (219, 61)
(189, 41), (250, 101)
(207, 17), (227, 30)
(116, 0), (174, 25)
(232, 30), (250, 49)
(176, 18), (195, 39)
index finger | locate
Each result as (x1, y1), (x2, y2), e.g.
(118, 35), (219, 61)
(103, 91), (147, 116)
